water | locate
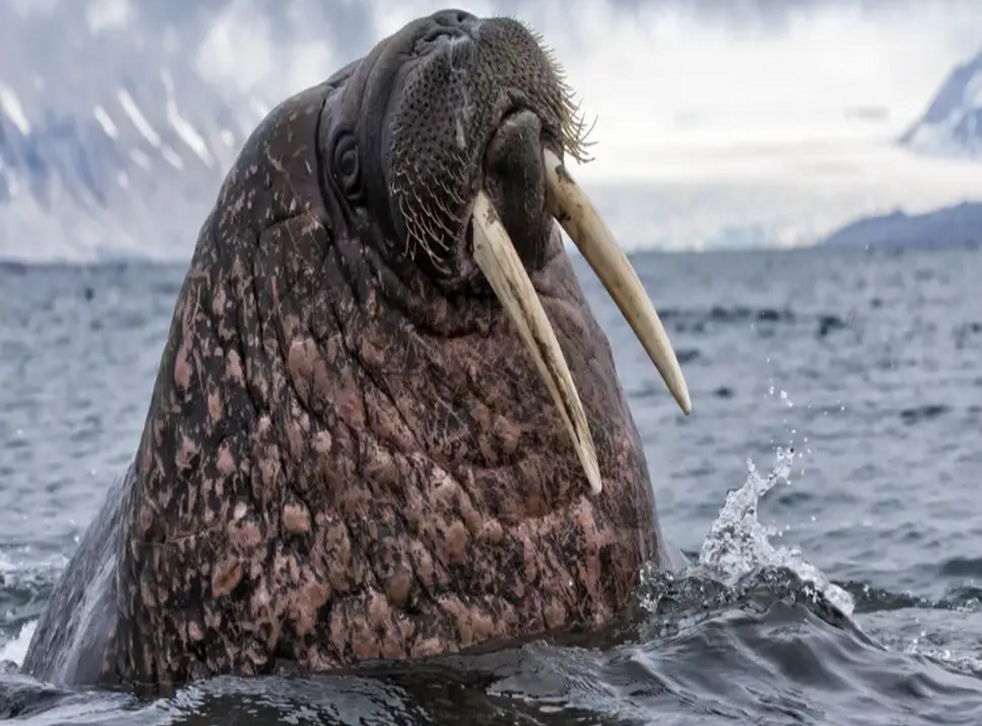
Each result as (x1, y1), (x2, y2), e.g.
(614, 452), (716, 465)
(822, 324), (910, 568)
(1, 243), (980, 724)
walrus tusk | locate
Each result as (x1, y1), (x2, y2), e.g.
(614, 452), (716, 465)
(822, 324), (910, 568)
(542, 148), (692, 416)
(471, 190), (603, 496)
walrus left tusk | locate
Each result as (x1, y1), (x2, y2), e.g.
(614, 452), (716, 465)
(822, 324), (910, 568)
(471, 189), (603, 496)
(542, 148), (692, 416)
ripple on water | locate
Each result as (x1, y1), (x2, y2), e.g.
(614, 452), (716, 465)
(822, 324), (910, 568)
(899, 404), (952, 425)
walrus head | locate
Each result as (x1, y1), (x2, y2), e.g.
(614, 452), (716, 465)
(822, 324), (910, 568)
(326, 9), (690, 493)
(103, 9), (692, 688)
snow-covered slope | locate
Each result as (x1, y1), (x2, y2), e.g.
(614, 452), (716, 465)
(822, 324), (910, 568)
(899, 48), (982, 160)
(0, 0), (376, 264)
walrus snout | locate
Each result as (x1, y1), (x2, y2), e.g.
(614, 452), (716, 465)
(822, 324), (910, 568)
(424, 8), (480, 36)
(369, 10), (692, 496)
(482, 109), (551, 271)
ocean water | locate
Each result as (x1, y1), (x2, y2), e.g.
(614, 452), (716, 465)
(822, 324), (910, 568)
(0, 243), (980, 724)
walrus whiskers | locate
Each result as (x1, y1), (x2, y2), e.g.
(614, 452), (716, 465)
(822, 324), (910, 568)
(542, 148), (692, 416)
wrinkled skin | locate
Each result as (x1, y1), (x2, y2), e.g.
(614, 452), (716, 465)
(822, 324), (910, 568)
(22, 9), (674, 694)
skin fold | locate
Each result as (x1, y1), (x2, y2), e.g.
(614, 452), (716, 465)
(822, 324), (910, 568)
(21, 9), (681, 694)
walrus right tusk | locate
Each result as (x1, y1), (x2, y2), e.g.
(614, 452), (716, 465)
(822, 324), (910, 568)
(543, 149), (692, 416)
(471, 189), (603, 496)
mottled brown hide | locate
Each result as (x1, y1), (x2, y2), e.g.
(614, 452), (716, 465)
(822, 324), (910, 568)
(22, 11), (669, 694)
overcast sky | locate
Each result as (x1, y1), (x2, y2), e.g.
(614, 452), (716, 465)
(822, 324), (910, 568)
(195, 0), (981, 166)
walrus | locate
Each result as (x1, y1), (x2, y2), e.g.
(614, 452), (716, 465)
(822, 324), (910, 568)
(21, 9), (691, 693)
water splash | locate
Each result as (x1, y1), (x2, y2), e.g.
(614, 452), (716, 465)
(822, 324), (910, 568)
(0, 621), (35, 667)
(697, 447), (855, 616)
(642, 447), (856, 620)
(0, 548), (67, 670)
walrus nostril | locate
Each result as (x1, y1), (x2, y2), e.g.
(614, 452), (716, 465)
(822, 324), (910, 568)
(431, 9), (477, 28)
(421, 10), (478, 43)
(483, 109), (547, 270)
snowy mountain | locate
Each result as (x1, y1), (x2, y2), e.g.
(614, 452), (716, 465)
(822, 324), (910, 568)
(899, 48), (982, 160)
(816, 49), (982, 250)
(0, 0), (378, 264)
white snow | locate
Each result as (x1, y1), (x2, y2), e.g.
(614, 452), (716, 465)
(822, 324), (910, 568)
(161, 69), (213, 167)
(117, 87), (160, 148)
(8, 175), (20, 198)
(93, 104), (118, 139)
(906, 115), (982, 159)
(7, 0), (62, 17)
(902, 55), (982, 160)
(1, 166), (20, 199)
(908, 108), (979, 158)
(220, 128), (235, 146)
(161, 145), (183, 170)
(129, 148), (151, 170)
(965, 69), (982, 110)
(0, 82), (31, 135)
(85, 0), (131, 34)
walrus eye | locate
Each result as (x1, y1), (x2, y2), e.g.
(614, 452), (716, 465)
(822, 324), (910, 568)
(332, 132), (362, 202)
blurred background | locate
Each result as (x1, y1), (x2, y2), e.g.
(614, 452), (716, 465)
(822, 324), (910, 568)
(0, 0), (980, 261)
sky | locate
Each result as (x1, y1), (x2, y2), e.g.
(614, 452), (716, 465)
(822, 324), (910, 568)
(188, 0), (982, 248)
(193, 0), (982, 160)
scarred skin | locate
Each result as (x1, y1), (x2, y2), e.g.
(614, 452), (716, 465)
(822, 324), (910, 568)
(22, 9), (673, 693)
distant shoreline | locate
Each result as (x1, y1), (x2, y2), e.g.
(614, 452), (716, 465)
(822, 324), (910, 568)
(816, 201), (982, 250)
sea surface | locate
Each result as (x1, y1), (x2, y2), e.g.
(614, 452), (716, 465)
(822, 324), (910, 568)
(1, 243), (980, 725)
